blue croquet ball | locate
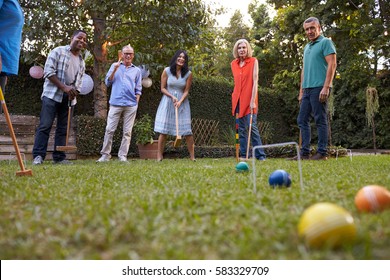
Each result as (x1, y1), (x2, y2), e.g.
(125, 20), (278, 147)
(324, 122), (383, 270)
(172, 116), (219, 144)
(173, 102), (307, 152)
(269, 169), (292, 188)
(236, 161), (249, 172)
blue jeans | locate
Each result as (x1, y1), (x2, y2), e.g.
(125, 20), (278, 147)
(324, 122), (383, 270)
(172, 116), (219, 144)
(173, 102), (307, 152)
(33, 96), (69, 161)
(297, 87), (328, 156)
(237, 112), (266, 160)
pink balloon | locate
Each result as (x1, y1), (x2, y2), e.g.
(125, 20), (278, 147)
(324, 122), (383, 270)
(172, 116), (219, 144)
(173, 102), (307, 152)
(29, 66), (44, 79)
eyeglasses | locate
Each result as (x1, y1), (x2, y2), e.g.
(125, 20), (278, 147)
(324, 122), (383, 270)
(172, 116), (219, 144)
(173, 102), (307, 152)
(123, 53), (134, 56)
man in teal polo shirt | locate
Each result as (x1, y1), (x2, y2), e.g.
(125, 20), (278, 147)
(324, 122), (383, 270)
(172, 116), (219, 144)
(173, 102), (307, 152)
(297, 17), (337, 160)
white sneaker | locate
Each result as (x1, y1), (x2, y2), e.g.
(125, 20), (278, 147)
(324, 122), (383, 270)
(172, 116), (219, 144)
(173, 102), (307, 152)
(118, 156), (127, 162)
(96, 155), (110, 163)
(33, 155), (43, 165)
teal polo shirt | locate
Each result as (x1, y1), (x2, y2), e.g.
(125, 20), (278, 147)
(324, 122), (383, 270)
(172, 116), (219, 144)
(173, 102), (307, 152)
(302, 35), (336, 89)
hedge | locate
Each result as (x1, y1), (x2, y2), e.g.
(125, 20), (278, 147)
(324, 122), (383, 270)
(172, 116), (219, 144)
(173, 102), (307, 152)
(5, 64), (390, 152)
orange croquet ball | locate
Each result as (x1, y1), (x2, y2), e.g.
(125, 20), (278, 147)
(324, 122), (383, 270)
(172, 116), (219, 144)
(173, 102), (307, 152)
(354, 185), (390, 213)
(298, 202), (356, 248)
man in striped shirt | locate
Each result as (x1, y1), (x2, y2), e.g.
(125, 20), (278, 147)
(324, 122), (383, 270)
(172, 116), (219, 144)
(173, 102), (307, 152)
(32, 30), (87, 165)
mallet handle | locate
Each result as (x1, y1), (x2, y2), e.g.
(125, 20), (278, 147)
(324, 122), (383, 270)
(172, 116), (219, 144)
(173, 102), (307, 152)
(0, 88), (28, 172)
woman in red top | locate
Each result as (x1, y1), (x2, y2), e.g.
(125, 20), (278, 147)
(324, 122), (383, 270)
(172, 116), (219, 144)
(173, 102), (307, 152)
(231, 39), (266, 160)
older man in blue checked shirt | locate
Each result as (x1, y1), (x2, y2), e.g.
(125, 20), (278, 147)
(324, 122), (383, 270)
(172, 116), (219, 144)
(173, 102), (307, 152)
(96, 44), (142, 163)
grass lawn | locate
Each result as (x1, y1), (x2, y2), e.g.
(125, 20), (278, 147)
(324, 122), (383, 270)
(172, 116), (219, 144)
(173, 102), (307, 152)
(0, 155), (389, 260)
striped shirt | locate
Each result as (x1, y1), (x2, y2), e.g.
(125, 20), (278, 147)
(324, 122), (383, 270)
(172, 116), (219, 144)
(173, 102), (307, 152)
(42, 45), (86, 104)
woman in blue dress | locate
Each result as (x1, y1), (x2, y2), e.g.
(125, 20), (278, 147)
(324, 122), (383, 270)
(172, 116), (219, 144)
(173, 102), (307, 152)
(154, 50), (195, 161)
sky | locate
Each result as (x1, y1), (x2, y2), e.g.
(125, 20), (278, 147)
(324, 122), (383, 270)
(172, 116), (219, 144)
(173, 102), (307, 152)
(204, 0), (268, 27)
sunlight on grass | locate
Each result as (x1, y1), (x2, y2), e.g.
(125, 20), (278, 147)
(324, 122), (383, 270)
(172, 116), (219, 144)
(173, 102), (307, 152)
(1, 156), (389, 259)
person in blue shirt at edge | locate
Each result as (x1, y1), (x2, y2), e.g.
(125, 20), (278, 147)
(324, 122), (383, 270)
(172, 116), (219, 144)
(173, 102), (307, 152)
(0, 0), (24, 98)
(291, 16), (337, 161)
(96, 44), (142, 163)
(0, 0), (24, 176)
(32, 30), (87, 165)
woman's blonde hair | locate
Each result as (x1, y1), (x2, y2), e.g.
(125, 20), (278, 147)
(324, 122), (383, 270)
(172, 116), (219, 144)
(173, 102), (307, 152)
(232, 39), (253, 59)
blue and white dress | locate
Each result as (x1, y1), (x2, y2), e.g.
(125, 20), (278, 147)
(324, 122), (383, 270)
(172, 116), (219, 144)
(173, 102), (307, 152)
(154, 67), (193, 136)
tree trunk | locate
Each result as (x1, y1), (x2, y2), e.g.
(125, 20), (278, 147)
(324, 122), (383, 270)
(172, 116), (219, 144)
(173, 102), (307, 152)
(372, 117), (377, 155)
(92, 14), (108, 119)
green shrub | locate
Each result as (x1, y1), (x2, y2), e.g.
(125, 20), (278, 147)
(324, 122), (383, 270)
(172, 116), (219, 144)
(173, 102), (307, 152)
(7, 64), (390, 149)
(75, 115), (138, 156)
(133, 114), (155, 145)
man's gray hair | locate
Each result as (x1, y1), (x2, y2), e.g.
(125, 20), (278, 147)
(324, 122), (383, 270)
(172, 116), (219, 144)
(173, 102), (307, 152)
(304, 17), (320, 25)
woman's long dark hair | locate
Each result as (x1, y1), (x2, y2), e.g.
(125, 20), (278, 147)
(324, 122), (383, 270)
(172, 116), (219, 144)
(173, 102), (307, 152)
(169, 50), (189, 77)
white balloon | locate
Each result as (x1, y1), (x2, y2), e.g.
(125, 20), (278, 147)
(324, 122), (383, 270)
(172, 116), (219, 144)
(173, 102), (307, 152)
(142, 77), (153, 88)
(79, 74), (94, 95)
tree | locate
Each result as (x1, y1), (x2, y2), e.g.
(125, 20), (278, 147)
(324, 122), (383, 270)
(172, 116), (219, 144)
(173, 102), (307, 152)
(214, 10), (251, 78)
(249, 1), (275, 87)
(20, 0), (215, 118)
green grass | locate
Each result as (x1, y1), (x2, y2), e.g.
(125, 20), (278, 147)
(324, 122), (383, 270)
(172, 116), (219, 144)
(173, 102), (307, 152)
(1, 155), (389, 260)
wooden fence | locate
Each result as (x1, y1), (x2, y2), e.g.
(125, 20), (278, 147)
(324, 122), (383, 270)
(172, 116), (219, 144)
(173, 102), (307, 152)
(0, 115), (76, 161)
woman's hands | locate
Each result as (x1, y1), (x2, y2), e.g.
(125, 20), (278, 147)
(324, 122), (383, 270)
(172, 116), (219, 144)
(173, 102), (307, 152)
(171, 95), (183, 107)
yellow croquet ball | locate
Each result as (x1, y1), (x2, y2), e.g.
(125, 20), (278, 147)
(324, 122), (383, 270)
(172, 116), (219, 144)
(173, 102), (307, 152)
(298, 202), (356, 248)
(355, 185), (390, 213)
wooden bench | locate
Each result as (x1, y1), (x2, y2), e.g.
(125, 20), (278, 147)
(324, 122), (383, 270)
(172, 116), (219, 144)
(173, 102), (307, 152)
(0, 115), (76, 161)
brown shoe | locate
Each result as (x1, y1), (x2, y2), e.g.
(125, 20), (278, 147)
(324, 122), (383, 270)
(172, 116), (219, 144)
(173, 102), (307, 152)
(310, 153), (328, 160)
(287, 154), (310, 160)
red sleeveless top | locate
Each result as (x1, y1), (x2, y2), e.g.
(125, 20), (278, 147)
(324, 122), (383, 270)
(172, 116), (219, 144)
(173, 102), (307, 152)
(231, 57), (258, 118)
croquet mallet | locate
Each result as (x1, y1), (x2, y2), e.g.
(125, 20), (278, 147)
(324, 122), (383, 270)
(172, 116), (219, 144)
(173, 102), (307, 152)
(235, 111), (239, 162)
(299, 129), (302, 149)
(173, 105), (182, 147)
(246, 108), (253, 160)
(0, 87), (33, 176)
(56, 100), (76, 152)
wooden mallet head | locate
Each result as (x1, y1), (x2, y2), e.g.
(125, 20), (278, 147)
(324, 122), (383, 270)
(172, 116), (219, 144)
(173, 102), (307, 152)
(16, 169), (33, 176)
(56, 146), (77, 152)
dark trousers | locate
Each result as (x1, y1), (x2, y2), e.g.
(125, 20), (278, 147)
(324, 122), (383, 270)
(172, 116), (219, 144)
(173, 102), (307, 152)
(32, 96), (69, 161)
(297, 87), (329, 156)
